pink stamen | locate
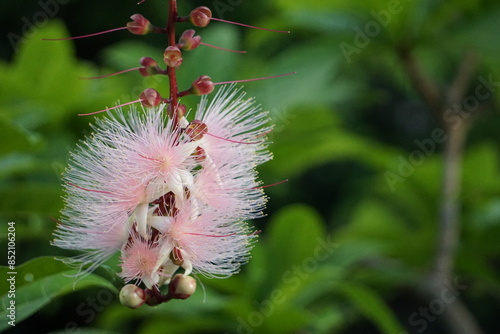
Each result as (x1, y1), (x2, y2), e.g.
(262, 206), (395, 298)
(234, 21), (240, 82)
(138, 154), (162, 162)
(67, 182), (114, 195)
(214, 72), (296, 86)
(78, 99), (143, 116)
(48, 216), (63, 225)
(247, 128), (273, 141)
(185, 232), (238, 238)
(205, 132), (262, 145)
(210, 17), (290, 34)
(42, 27), (128, 41)
(223, 180), (288, 192)
(200, 42), (246, 54)
(80, 67), (142, 80)
(252, 179), (289, 190)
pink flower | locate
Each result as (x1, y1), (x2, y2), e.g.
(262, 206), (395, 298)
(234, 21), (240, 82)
(54, 85), (270, 288)
(196, 85), (272, 167)
(120, 229), (162, 289)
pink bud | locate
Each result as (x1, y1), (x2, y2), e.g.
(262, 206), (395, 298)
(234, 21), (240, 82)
(119, 284), (146, 309)
(167, 103), (187, 119)
(163, 46), (183, 68)
(168, 274), (197, 300)
(190, 75), (214, 95)
(170, 247), (184, 265)
(190, 6), (212, 27)
(178, 29), (202, 51)
(139, 57), (160, 76)
(140, 88), (162, 107)
(185, 120), (208, 140)
(193, 146), (207, 163)
(127, 14), (153, 35)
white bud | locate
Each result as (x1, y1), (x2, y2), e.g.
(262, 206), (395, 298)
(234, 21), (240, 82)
(119, 284), (146, 309)
(168, 274), (196, 299)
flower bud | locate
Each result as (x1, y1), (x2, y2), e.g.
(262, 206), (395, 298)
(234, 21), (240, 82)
(190, 6), (212, 27)
(190, 75), (214, 95)
(139, 57), (161, 76)
(167, 103), (187, 119)
(119, 284), (146, 309)
(170, 247), (184, 266)
(168, 274), (197, 300)
(185, 120), (208, 140)
(163, 46), (183, 68)
(140, 88), (163, 108)
(178, 30), (202, 51)
(127, 14), (154, 35)
(193, 146), (207, 163)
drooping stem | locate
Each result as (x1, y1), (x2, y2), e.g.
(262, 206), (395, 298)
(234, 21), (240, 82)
(167, 0), (180, 123)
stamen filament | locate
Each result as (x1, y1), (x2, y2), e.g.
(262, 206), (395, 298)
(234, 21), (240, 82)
(252, 179), (289, 190)
(185, 232), (238, 238)
(200, 42), (247, 54)
(42, 27), (128, 41)
(210, 17), (290, 33)
(206, 132), (262, 145)
(80, 67), (143, 80)
(214, 72), (296, 86)
(67, 182), (115, 195)
(78, 100), (143, 116)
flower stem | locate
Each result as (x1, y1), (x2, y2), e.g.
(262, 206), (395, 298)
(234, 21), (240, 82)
(167, 0), (180, 124)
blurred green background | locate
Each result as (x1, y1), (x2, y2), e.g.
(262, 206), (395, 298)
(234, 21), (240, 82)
(1, 0), (500, 333)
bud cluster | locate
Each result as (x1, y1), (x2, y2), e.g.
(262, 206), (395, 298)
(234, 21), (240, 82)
(126, 5), (217, 113)
(53, 0), (280, 307)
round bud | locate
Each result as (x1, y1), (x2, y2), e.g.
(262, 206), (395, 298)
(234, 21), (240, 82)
(190, 75), (215, 95)
(163, 46), (183, 68)
(168, 274), (197, 300)
(127, 14), (153, 35)
(167, 103), (187, 119)
(140, 88), (162, 107)
(185, 120), (208, 140)
(119, 284), (146, 309)
(190, 6), (212, 27)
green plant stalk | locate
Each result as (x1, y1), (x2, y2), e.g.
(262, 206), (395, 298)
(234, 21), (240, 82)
(398, 49), (484, 334)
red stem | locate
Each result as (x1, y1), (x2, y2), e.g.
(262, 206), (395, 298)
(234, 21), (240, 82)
(167, 0), (180, 124)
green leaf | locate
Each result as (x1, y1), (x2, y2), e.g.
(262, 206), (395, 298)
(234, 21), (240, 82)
(0, 115), (44, 155)
(261, 305), (310, 334)
(5, 21), (85, 125)
(51, 329), (121, 334)
(265, 108), (397, 178)
(462, 143), (500, 202)
(339, 283), (406, 334)
(0, 154), (38, 179)
(264, 204), (326, 295)
(0, 257), (117, 331)
(0, 182), (63, 214)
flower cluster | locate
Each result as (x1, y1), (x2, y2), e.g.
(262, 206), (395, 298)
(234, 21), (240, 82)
(54, 85), (271, 304)
(51, 0), (280, 307)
